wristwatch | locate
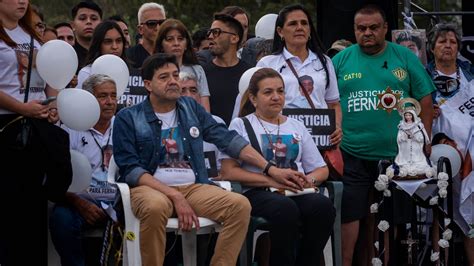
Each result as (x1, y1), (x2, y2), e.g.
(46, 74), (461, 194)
(263, 161), (276, 176)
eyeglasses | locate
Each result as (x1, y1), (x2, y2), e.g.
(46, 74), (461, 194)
(206, 28), (237, 38)
(35, 22), (46, 30)
(141, 19), (166, 29)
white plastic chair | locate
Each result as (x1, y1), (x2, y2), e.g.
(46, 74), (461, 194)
(107, 156), (223, 266)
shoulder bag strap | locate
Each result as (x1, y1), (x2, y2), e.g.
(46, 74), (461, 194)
(285, 58), (316, 109)
(241, 117), (262, 155)
(23, 35), (35, 103)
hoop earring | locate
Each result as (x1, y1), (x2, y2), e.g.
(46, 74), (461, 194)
(308, 35), (311, 40)
(281, 36), (284, 41)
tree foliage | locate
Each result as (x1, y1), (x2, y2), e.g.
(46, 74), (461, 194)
(34, 0), (462, 46)
(35, 0), (316, 45)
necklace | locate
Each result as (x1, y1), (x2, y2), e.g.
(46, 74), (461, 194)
(255, 114), (280, 161)
(157, 109), (177, 129)
(89, 128), (112, 172)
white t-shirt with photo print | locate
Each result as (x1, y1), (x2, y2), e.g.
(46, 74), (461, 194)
(62, 120), (117, 203)
(0, 26), (46, 114)
(221, 113), (326, 176)
(257, 48), (339, 109)
(154, 109), (196, 186)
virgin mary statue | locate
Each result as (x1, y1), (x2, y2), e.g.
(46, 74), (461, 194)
(392, 98), (435, 178)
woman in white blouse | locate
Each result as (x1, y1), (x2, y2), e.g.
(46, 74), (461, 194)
(221, 68), (334, 265)
(256, 4), (343, 145)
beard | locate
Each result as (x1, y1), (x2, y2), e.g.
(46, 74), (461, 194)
(210, 41), (230, 57)
(210, 45), (222, 57)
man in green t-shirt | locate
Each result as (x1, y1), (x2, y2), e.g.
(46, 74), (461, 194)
(332, 4), (435, 265)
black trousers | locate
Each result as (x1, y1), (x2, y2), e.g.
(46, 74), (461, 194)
(0, 114), (72, 266)
(244, 188), (335, 266)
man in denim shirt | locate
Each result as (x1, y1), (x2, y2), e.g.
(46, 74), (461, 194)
(113, 53), (306, 265)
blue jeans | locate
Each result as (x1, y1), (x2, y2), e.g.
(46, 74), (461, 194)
(49, 204), (92, 266)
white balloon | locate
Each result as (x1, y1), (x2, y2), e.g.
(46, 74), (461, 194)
(255, 14), (278, 40)
(91, 54), (129, 98)
(430, 144), (462, 176)
(69, 150), (92, 193)
(238, 67), (262, 94)
(58, 88), (100, 131)
(36, 40), (78, 90)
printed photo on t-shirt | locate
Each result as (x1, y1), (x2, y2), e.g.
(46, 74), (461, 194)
(287, 75), (314, 108)
(260, 133), (300, 170)
(87, 143), (117, 203)
(160, 127), (191, 169)
(14, 43), (45, 93)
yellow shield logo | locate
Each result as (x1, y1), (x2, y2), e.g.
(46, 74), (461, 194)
(392, 68), (407, 81)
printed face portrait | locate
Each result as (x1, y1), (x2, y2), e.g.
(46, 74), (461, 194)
(399, 40), (420, 57)
(392, 30), (428, 64)
(103, 145), (113, 169)
(15, 49), (38, 88)
(299, 76), (314, 95)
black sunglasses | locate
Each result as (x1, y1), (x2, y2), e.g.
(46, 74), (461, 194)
(141, 19), (166, 29)
(206, 28), (237, 38)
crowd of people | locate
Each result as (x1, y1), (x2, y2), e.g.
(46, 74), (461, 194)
(0, 0), (473, 266)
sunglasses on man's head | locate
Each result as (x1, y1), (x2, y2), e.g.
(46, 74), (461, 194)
(206, 28), (237, 38)
(141, 19), (166, 29)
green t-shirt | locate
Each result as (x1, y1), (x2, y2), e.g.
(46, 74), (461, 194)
(332, 42), (435, 161)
